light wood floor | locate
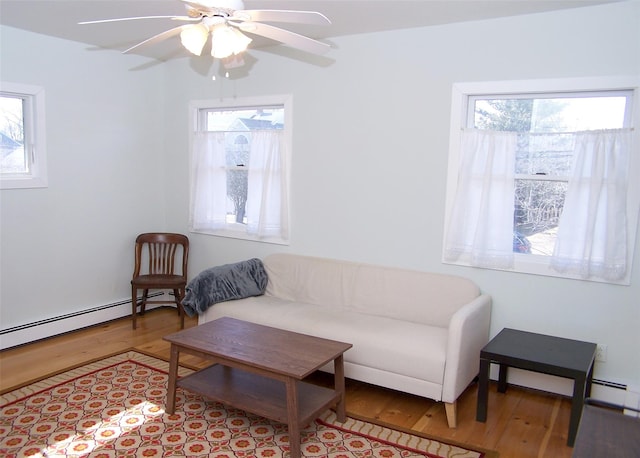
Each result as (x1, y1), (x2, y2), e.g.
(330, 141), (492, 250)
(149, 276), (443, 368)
(0, 307), (576, 458)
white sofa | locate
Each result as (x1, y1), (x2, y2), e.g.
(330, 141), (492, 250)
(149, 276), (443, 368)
(198, 253), (492, 427)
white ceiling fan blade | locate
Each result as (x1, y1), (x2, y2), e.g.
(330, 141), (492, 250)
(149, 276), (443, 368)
(79, 16), (196, 25)
(233, 10), (330, 26)
(123, 25), (189, 54)
(236, 22), (330, 55)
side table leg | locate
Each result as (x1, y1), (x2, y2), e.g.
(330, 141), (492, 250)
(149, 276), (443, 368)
(568, 375), (587, 447)
(585, 361), (595, 398)
(334, 354), (347, 423)
(166, 344), (179, 415)
(476, 357), (490, 422)
(286, 377), (301, 458)
(498, 363), (508, 393)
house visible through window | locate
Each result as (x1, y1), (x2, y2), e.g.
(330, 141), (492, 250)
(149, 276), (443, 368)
(0, 83), (47, 189)
(188, 95), (291, 244)
(471, 92), (631, 257)
(443, 78), (639, 284)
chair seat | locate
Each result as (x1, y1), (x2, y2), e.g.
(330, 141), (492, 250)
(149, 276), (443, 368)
(132, 274), (185, 288)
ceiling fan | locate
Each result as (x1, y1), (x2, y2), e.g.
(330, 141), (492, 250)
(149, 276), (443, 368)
(79, 0), (331, 59)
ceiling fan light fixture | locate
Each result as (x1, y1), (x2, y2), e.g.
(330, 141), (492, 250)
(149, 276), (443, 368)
(81, 0), (331, 60)
(229, 27), (252, 53)
(210, 25), (252, 59)
(180, 23), (209, 56)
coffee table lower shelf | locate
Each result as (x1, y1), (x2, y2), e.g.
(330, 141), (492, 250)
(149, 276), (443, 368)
(177, 364), (341, 427)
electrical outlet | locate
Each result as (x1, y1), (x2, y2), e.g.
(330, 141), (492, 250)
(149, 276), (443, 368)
(596, 344), (608, 362)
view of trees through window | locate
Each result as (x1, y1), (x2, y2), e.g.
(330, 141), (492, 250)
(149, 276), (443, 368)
(0, 94), (27, 174)
(202, 107), (284, 225)
(471, 93), (630, 255)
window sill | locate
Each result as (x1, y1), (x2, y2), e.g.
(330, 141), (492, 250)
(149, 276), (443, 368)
(1, 175), (48, 190)
(442, 253), (631, 286)
(190, 228), (289, 246)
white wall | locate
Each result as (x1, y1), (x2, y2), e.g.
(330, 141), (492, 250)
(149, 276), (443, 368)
(162, 2), (640, 390)
(1, 2), (639, 392)
(0, 26), (167, 330)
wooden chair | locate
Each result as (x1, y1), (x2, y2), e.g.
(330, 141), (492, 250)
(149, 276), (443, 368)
(131, 233), (189, 330)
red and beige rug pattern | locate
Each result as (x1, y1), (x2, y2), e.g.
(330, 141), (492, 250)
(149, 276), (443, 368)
(1, 351), (490, 458)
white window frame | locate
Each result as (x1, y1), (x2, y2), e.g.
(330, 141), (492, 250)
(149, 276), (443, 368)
(443, 76), (640, 284)
(0, 82), (47, 189)
(188, 94), (293, 244)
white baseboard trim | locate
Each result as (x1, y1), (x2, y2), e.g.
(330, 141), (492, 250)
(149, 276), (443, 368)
(0, 294), (168, 350)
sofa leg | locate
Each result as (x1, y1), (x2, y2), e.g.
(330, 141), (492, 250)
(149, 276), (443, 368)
(445, 402), (457, 428)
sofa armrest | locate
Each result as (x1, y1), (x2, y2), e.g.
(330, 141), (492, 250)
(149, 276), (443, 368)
(441, 294), (492, 403)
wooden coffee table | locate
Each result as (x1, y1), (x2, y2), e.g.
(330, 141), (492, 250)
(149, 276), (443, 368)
(163, 317), (352, 458)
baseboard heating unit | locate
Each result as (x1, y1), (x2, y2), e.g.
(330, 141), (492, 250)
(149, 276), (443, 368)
(0, 294), (164, 350)
(490, 363), (634, 407)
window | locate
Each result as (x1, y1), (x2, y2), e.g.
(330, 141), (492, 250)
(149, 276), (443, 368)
(443, 77), (640, 284)
(188, 95), (292, 244)
(472, 92), (631, 257)
(0, 82), (47, 189)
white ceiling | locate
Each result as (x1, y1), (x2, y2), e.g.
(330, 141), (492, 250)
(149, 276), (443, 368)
(0, 0), (621, 61)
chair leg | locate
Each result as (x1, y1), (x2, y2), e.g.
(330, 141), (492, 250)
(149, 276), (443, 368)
(174, 288), (185, 329)
(140, 289), (148, 315)
(131, 286), (138, 330)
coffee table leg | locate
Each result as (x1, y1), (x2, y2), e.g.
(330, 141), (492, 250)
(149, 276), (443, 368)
(286, 377), (301, 458)
(166, 344), (179, 415)
(476, 357), (490, 422)
(334, 354), (347, 423)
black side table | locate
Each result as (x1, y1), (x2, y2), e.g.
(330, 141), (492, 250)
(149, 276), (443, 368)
(475, 328), (597, 447)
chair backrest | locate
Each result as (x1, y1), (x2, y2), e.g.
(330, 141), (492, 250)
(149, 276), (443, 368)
(133, 233), (189, 279)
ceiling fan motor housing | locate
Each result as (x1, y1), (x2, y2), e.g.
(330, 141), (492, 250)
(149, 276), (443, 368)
(188, 0), (245, 17)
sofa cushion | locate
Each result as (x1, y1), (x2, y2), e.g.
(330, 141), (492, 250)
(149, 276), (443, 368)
(204, 297), (448, 384)
(264, 253), (480, 327)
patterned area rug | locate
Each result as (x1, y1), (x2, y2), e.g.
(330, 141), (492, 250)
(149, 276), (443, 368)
(1, 351), (492, 457)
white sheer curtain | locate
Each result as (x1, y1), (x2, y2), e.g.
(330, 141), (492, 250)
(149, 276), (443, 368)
(189, 130), (289, 241)
(444, 129), (517, 269)
(189, 132), (227, 232)
(551, 129), (632, 280)
(246, 130), (289, 240)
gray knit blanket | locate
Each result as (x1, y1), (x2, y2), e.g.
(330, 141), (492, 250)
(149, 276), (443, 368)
(181, 258), (268, 317)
